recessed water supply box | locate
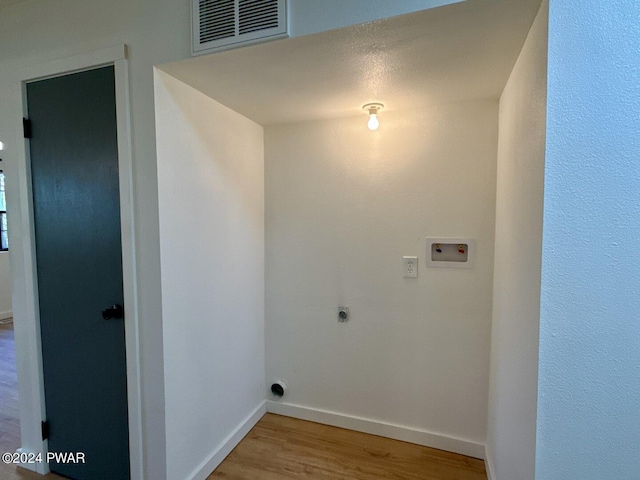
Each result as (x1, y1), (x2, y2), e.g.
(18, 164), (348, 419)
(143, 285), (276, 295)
(426, 238), (476, 269)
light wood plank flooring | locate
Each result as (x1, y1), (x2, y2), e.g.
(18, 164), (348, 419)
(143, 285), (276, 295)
(209, 413), (487, 480)
(0, 322), (64, 480)
(0, 321), (20, 453)
(2, 322), (486, 480)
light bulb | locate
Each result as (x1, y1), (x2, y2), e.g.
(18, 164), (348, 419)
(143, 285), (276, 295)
(367, 113), (380, 131)
(363, 103), (384, 131)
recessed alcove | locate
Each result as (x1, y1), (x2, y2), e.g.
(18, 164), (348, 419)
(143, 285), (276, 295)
(154, 1), (546, 478)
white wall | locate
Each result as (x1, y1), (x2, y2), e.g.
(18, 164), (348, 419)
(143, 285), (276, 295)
(154, 70), (265, 480)
(486, 2), (548, 479)
(0, 1), (445, 477)
(536, 1), (640, 478)
(265, 101), (497, 454)
(0, 2), (194, 475)
(288, 0), (462, 37)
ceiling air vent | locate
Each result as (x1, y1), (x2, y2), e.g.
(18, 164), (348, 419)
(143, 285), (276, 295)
(192, 0), (288, 55)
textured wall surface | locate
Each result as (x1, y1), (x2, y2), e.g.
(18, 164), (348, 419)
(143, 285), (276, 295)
(0, 2), (194, 474)
(0, 1), (445, 477)
(288, 0), (461, 37)
(486, 2), (547, 479)
(537, 1), (640, 478)
(266, 102), (497, 448)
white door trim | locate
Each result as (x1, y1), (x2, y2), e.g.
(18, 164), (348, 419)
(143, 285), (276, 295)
(9, 44), (143, 479)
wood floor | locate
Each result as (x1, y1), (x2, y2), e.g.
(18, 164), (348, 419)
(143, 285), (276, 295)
(209, 413), (487, 480)
(0, 322), (64, 480)
(0, 321), (20, 454)
(2, 322), (486, 480)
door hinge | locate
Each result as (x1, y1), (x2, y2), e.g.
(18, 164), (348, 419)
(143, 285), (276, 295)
(23, 118), (32, 139)
(41, 420), (50, 440)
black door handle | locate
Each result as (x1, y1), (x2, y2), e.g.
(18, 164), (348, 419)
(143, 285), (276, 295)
(102, 304), (124, 320)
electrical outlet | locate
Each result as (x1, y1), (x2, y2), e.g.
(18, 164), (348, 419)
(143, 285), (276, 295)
(403, 256), (418, 278)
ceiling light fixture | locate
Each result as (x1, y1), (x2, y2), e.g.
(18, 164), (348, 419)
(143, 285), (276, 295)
(363, 103), (384, 131)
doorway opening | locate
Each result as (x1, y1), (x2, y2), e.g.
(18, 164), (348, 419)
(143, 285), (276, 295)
(8, 45), (144, 479)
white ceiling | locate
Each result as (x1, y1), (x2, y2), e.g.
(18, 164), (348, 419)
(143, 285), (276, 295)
(0, 0), (29, 10)
(161, 0), (542, 126)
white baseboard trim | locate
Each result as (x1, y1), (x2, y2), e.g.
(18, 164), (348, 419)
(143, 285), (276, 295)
(187, 400), (267, 480)
(484, 444), (497, 480)
(266, 401), (485, 460)
(16, 447), (47, 474)
(0, 310), (13, 321)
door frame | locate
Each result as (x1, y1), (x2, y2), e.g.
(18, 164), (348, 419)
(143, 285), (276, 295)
(9, 45), (143, 478)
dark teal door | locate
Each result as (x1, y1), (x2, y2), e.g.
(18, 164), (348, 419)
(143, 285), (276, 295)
(27, 66), (130, 480)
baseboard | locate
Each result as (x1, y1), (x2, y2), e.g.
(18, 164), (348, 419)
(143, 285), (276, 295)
(484, 444), (497, 480)
(266, 401), (485, 460)
(15, 448), (36, 472)
(0, 310), (13, 321)
(16, 447), (48, 474)
(187, 400), (267, 480)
